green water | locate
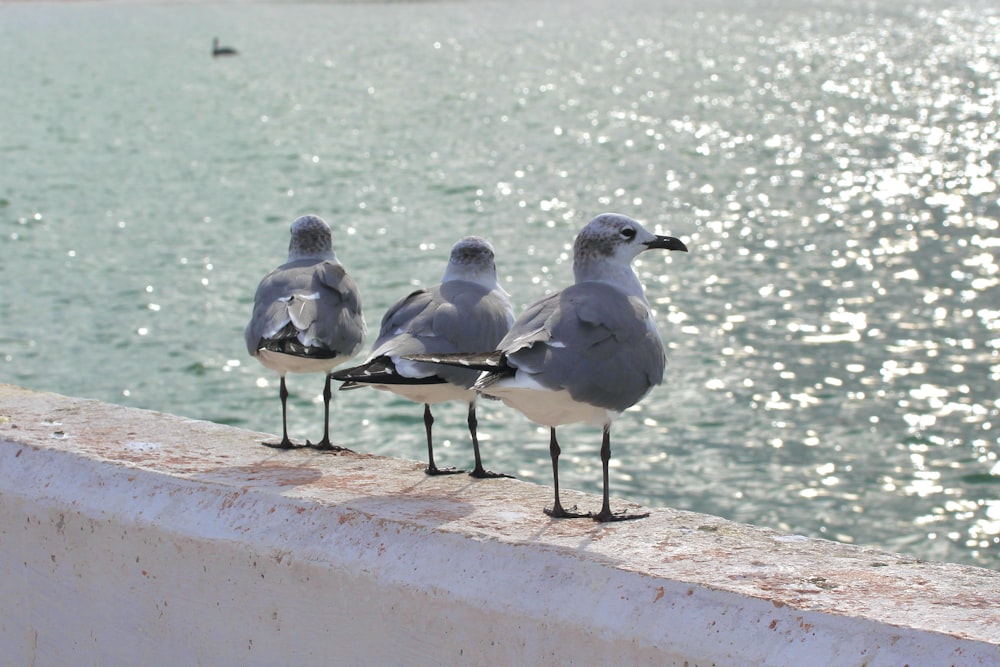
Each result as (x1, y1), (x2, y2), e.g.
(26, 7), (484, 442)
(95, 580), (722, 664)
(2, 0), (998, 569)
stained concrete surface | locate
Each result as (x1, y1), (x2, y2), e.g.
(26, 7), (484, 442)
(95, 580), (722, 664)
(1, 384), (998, 666)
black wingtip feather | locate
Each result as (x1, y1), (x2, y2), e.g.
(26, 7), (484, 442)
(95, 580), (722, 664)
(331, 357), (450, 387)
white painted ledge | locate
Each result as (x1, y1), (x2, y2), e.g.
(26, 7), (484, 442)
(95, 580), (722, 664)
(0, 384), (997, 666)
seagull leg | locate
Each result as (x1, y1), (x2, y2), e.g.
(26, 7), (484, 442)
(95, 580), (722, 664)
(309, 374), (352, 452)
(423, 404), (462, 475)
(467, 402), (513, 479)
(593, 424), (649, 523)
(263, 376), (298, 449)
(544, 427), (592, 519)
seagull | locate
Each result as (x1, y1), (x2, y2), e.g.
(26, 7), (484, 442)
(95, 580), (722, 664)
(406, 213), (687, 521)
(212, 37), (238, 57)
(245, 215), (366, 450)
(332, 237), (515, 478)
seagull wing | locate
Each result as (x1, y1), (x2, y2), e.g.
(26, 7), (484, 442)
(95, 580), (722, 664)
(360, 282), (512, 388)
(245, 259), (365, 359)
(499, 282), (666, 412)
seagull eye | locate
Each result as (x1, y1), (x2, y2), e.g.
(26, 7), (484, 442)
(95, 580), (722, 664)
(620, 227), (636, 240)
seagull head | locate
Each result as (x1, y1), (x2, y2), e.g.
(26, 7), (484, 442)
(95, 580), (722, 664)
(574, 213), (687, 267)
(287, 215), (336, 261)
(441, 236), (500, 288)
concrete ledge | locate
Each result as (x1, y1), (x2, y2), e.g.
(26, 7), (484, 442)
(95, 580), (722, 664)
(0, 384), (998, 666)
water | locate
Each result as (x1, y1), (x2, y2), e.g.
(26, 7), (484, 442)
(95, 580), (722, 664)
(2, 0), (998, 569)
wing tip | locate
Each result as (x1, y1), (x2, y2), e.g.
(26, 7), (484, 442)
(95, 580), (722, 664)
(402, 351), (504, 372)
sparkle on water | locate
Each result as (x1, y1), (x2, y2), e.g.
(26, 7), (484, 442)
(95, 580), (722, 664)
(1, 0), (998, 568)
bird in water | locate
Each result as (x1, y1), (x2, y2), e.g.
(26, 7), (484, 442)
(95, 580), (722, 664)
(212, 37), (238, 57)
(407, 213), (687, 521)
(333, 237), (514, 478)
(245, 215), (366, 450)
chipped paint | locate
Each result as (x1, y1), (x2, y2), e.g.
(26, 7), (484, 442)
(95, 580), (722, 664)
(0, 383), (998, 666)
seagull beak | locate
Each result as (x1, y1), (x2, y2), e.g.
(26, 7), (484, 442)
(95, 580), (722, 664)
(645, 235), (688, 252)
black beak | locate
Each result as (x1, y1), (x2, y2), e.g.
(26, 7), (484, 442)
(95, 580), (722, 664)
(645, 235), (688, 252)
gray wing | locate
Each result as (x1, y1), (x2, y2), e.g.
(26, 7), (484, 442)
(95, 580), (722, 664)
(245, 258), (365, 358)
(369, 281), (513, 387)
(502, 282), (666, 412)
(495, 290), (562, 355)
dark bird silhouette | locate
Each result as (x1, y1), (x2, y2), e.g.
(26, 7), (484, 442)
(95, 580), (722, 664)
(212, 37), (238, 57)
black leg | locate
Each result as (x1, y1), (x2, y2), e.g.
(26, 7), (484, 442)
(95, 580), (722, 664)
(323, 372), (332, 441)
(263, 376), (298, 449)
(309, 374), (351, 452)
(544, 427), (591, 519)
(593, 424), (649, 523)
(468, 402), (513, 479)
(424, 403), (461, 475)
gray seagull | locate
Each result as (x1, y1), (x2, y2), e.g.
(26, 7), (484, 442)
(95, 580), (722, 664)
(333, 236), (514, 477)
(245, 215), (366, 450)
(407, 213), (687, 521)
